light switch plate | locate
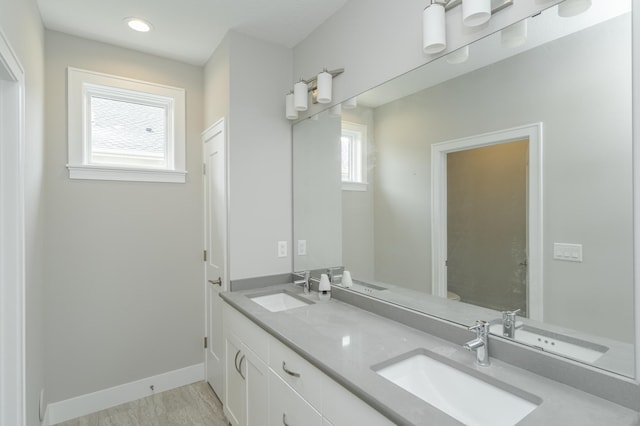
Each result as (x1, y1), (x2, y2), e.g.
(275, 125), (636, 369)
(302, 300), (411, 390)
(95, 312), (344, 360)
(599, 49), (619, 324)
(553, 243), (583, 262)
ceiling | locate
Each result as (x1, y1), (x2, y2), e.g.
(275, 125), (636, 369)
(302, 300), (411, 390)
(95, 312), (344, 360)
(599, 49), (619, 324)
(36, 0), (349, 65)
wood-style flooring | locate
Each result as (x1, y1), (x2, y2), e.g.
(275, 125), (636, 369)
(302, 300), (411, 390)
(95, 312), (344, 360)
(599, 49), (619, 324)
(55, 381), (229, 426)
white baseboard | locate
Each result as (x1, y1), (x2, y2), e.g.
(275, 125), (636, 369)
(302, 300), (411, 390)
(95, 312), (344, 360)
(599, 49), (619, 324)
(46, 363), (204, 425)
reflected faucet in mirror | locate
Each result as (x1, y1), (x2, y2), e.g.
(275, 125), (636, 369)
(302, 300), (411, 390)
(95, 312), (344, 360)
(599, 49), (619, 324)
(502, 309), (523, 338)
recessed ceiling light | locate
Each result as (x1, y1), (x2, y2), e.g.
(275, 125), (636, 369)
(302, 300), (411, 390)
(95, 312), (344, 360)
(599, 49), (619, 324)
(125, 18), (153, 33)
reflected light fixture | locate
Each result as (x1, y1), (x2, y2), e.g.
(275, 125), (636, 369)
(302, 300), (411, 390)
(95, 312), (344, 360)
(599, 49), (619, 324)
(446, 45), (469, 64)
(329, 104), (342, 117)
(343, 97), (358, 109)
(462, 0), (491, 27)
(423, 1), (447, 54)
(558, 0), (592, 17)
(125, 17), (153, 32)
(501, 19), (528, 48)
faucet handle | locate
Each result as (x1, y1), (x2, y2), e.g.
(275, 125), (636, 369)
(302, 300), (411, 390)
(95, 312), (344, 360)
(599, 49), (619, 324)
(468, 320), (489, 334)
(502, 309), (521, 323)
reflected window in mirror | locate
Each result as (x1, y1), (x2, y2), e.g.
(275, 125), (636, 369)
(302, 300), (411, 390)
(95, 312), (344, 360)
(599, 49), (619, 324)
(341, 121), (367, 191)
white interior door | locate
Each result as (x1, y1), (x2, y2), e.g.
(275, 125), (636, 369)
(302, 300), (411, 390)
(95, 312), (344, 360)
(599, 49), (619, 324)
(203, 118), (227, 399)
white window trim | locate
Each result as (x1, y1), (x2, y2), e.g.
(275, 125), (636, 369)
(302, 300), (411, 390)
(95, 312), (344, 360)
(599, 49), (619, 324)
(67, 67), (187, 183)
(341, 121), (368, 191)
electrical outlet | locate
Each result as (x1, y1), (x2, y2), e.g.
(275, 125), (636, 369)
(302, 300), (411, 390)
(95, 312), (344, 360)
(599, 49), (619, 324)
(277, 241), (287, 258)
(297, 239), (307, 256)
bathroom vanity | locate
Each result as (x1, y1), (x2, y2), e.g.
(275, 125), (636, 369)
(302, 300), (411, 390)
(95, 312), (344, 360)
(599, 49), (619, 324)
(220, 283), (639, 426)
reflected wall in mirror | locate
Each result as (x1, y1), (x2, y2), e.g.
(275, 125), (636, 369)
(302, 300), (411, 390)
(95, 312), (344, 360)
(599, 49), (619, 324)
(293, 0), (635, 378)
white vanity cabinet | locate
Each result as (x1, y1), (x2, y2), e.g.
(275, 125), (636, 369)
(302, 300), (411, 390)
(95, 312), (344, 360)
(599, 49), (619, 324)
(223, 303), (270, 426)
(222, 301), (394, 426)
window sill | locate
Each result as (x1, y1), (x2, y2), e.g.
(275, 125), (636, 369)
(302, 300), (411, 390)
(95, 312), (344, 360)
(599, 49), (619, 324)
(67, 164), (187, 183)
(342, 181), (368, 192)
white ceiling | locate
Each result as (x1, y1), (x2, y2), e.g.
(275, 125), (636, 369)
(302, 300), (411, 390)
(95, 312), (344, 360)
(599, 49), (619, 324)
(36, 0), (349, 65)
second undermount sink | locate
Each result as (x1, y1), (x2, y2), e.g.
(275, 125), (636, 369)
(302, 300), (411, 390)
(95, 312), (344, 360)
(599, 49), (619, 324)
(373, 349), (540, 426)
(249, 290), (312, 312)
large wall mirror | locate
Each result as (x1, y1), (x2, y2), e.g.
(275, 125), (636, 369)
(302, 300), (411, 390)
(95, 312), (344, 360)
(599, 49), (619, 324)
(293, 0), (635, 378)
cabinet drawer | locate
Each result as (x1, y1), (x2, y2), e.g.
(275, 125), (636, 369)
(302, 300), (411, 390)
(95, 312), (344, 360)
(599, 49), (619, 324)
(269, 371), (322, 426)
(223, 302), (270, 360)
(269, 338), (325, 410)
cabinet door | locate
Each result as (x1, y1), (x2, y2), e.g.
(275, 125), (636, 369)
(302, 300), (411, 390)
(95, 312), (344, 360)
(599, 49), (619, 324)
(224, 331), (245, 426)
(269, 371), (322, 426)
(243, 344), (268, 426)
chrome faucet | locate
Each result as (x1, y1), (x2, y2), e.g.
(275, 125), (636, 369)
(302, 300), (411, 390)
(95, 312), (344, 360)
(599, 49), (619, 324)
(293, 270), (311, 295)
(501, 309), (522, 338)
(463, 320), (490, 367)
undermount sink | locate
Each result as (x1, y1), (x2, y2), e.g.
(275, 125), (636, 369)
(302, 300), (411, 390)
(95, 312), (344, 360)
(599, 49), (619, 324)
(373, 349), (540, 426)
(489, 323), (608, 364)
(249, 290), (312, 312)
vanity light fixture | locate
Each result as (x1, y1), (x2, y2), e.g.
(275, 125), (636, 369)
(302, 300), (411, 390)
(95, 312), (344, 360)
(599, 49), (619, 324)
(125, 17), (153, 33)
(285, 91), (298, 120)
(557, 0), (592, 17)
(501, 19), (528, 48)
(462, 0), (492, 27)
(294, 79), (308, 111)
(423, 0), (513, 55)
(423, 1), (447, 54)
(285, 68), (344, 120)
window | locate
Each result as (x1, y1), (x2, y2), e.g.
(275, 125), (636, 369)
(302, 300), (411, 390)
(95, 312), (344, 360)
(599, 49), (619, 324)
(341, 121), (368, 191)
(67, 68), (186, 183)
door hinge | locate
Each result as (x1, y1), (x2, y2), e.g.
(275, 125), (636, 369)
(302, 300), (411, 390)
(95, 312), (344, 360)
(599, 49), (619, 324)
(203, 163), (206, 175)
(204, 337), (208, 349)
(204, 250), (207, 262)
(445, 260), (448, 267)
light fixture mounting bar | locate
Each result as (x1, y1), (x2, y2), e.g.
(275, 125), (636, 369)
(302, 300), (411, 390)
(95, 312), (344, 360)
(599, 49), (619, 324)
(303, 68), (344, 93)
(444, 0), (513, 14)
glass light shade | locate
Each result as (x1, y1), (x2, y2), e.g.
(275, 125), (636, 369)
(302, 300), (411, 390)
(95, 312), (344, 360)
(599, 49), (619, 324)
(501, 20), (528, 48)
(462, 0), (491, 27)
(343, 97), (358, 109)
(294, 80), (308, 111)
(423, 4), (446, 54)
(316, 71), (333, 104)
(558, 0), (592, 17)
(446, 45), (469, 64)
(285, 93), (298, 120)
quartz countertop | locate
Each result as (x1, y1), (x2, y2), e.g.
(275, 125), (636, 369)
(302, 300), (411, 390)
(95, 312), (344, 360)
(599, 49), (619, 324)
(220, 283), (640, 426)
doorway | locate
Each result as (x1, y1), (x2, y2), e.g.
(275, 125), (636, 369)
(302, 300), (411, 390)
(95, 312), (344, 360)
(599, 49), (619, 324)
(447, 140), (528, 314)
(0, 29), (26, 426)
(431, 123), (543, 320)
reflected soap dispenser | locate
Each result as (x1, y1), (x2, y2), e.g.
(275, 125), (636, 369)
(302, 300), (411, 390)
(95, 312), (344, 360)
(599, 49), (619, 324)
(318, 273), (331, 301)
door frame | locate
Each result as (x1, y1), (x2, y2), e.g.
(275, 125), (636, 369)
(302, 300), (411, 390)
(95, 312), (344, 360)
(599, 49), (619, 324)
(0, 28), (26, 426)
(431, 123), (543, 321)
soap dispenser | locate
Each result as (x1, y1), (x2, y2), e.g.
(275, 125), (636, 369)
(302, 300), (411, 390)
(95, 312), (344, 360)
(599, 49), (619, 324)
(318, 273), (331, 301)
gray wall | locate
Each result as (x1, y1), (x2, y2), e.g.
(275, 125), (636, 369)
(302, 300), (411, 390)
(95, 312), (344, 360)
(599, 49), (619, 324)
(204, 31), (293, 281)
(44, 31), (205, 403)
(0, 0), (46, 424)
(341, 108), (375, 281)
(372, 16), (633, 342)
